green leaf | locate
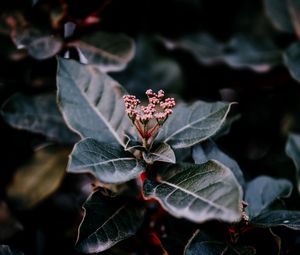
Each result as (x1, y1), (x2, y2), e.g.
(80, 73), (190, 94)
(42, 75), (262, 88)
(12, 28), (62, 59)
(184, 230), (256, 255)
(68, 138), (145, 183)
(7, 145), (69, 210)
(156, 101), (233, 149)
(245, 176), (293, 218)
(76, 190), (145, 253)
(67, 31), (135, 72)
(286, 133), (300, 192)
(143, 142), (176, 164)
(252, 210), (300, 230)
(223, 35), (282, 72)
(264, 0), (294, 33)
(57, 58), (132, 147)
(143, 160), (242, 223)
(284, 42), (300, 82)
(193, 140), (245, 187)
(164, 34), (281, 72)
(1, 93), (78, 144)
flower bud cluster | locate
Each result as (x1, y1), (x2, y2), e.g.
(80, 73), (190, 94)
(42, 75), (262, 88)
(123, 89), (176, 143)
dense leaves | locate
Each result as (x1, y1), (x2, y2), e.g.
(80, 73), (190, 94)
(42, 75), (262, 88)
(143, 160), (242, 223)
(68, 138), (145, 183)
(76, 190), (145, 253)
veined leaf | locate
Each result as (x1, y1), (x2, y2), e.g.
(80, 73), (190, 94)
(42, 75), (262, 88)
(192, 140), (245, 187)
(57, 58), (132, 147)
(156, 101), (233, 149)
(245, 176), (293, 218)
(68, 138), (145, 183)
(143, 143), (176, 164)
(184, 230), (256, 255)
(76, 190), (145, 253)
(66, 31), (135, 72)
(1, 93), (78, 144)
(143, 160), (242, 223)
(252, 210), (300, 230)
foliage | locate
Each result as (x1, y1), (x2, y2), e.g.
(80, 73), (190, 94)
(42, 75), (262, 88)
(1, 0), (300, 254)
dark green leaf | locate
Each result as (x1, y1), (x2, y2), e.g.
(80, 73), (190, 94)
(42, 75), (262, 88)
(68, 138), (145, 183)
(143, 142), (176, 164)
(184, 230), (256, 255)
(264, 0), (294, 33)
(286, 133), (300, 192)
(57, 58), (133, 146)
(156, 101), (233, 149)
(143, 160), (242, 223)
(164, 34), (281, 72)
(67, 31), (135, 72)
(1, 93), (78, 144)
(245, 176), (293, 218)
(76, 190), (145, 253)
(193, 140), (245, 187)
(12, 28), (62, 59)
(284, 42), (300, 82)
(223, 35), (282, 72)
(252, 210), (300, 230)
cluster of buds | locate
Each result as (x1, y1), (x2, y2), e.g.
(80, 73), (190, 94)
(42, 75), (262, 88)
(123, 89), (176, 147)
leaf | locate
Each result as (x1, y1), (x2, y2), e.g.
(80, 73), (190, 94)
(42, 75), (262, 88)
(286, 133), (300, 192)
(164, 33), (281, 72)
(57, 57), (132, 147)
(184, 230), (256, 255)
(143, 143), (176, 164)
(284, 42), (300, 82)
(12, 28), (62, 59)
(156, 101), (233, 149)
(7, 145), (69, 210)
(76, 190), (145, 253)
(245, 176), (293, 218)
(192, 140), (245, 187)
(264, 0), (294, 33)
(66, 31), (135, 72)
(143, 160), (242, 223)
(1, 93), (78, 144)
(68, 138), (145, 184)
(223, 35), (282, 72)
(252, 210), (300, 230)
(0, 245), (24, 255)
